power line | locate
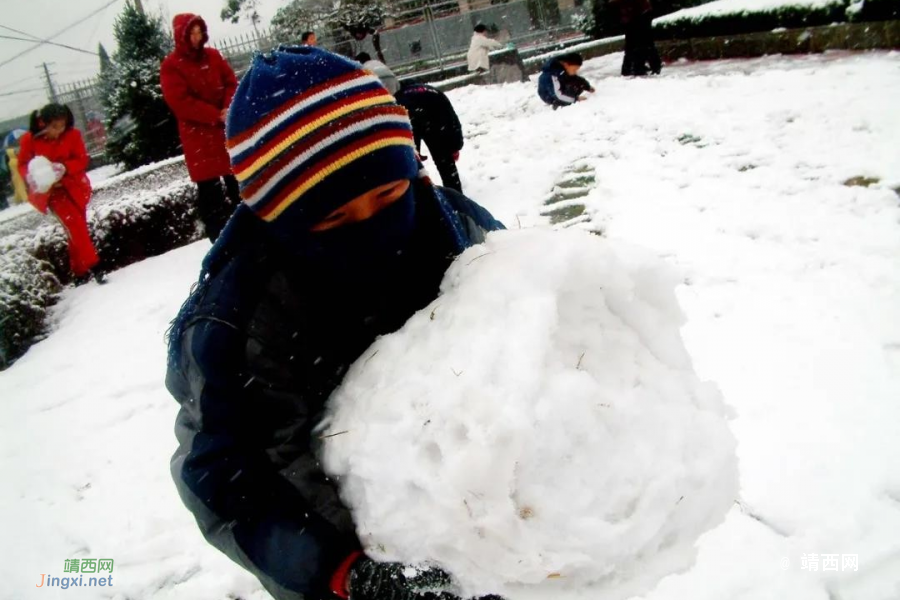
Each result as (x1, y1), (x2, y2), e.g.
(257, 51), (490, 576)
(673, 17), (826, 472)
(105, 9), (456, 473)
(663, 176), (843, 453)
(0, 0), (121, 69)
(0, 86), (47, 98)
(0, 33), (97, 55)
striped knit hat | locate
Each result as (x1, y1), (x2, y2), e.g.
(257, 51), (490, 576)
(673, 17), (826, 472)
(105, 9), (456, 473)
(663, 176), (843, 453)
(226, 47), (418, 227)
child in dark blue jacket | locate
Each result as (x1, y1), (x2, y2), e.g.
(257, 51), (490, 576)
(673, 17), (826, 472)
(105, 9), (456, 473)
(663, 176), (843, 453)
(538, 53), (595, 108)
(165, 47), (504, 600)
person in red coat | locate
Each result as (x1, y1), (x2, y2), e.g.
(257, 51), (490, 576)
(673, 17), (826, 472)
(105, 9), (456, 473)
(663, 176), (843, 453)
(17, 103), (105, 285)
(161, 13), (239, 241)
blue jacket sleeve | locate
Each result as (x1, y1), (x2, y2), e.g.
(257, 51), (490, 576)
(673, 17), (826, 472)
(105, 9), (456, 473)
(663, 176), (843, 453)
(437, 185), (506, 234)
(168, 317), (359, 600)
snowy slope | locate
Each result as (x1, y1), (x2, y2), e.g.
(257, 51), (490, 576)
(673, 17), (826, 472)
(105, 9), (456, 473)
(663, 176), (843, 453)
(1, 51), (899, 600)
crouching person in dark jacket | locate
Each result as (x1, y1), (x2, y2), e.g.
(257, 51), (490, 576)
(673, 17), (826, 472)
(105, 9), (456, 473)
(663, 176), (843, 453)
(165, 47), (505, 600)
(537, 53), (595, 109)
(394, 81), (466, 194)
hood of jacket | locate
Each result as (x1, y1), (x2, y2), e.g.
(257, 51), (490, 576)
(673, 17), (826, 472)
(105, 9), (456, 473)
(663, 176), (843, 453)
(172, 13), (209, 58)
(542, 57), (564, 74)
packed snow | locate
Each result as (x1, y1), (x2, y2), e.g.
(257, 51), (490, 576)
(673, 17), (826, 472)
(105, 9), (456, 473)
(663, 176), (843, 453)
(321, 228), (738, 598)
(0, 202), (32, 223)
(655, 0), (845, 24)
(1, 51), (899, 600)
(87, 164), (124, 186)
(26, 155), (63, 193)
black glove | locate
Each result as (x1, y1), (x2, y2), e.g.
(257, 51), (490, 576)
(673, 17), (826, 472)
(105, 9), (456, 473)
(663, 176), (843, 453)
(348, 558), (505, 600)
(349, 558), (454, 600)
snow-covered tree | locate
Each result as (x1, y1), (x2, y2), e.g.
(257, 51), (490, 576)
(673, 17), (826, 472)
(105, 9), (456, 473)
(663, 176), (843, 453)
(221, 0), (262, 36)
(98, 43), (112, 73)
(271, 0), (336, 41)
(334, 0), (395, 30)
(99, 1), (180, 170)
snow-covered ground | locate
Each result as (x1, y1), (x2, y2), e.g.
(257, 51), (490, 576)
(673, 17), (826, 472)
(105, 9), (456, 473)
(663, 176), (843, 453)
(0, 202), (32, 223)
(1, 51), (899, 600)
(655, 0), (845, 25)
(87, 164), (124, 186)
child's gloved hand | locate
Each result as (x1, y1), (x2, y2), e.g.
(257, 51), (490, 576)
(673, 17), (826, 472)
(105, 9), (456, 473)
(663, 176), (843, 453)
(349, 558), (455, 600)
(348, 558), (504, 600)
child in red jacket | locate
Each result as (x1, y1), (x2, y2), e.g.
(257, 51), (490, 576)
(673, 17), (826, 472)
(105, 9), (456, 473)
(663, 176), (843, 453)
(18, 103), (105, 284)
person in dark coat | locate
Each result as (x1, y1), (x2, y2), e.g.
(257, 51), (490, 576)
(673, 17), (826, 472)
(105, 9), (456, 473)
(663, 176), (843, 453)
(611, 0), (662, 76)
(161, 13), (240, 241)
(393, 80), (466, 193)
(165, 47), (505, 600)
(537, 53), (595, 109)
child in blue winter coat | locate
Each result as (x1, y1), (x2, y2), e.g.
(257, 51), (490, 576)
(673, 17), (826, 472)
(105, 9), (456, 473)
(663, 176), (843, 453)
(165, 47), (505, 600)
(538, 53), (595, 108)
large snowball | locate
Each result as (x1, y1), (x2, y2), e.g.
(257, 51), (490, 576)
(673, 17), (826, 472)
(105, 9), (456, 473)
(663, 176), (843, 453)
(320, 228), (738, 599)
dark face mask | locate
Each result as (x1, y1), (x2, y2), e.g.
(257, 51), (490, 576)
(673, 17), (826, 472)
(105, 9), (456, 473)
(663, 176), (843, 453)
(294, 185), (417, 281)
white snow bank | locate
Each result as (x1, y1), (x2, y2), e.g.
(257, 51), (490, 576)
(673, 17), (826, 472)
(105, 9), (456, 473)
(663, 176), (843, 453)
(92, 155), (186, 192)
(0, 203), (33, 223)
(87, 163), (123, 186)
(656, 0), (845, 24)
(321, 228), (738, 599)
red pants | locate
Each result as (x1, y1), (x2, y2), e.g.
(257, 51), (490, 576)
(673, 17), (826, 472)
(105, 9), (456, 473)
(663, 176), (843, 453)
(49, 194), (99, 277)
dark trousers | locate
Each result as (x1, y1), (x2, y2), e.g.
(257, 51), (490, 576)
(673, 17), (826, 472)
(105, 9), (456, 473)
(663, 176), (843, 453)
(430, 150), (462, 193)
(418, 136), (463, 193)
(196, 174), (240, 242)
(622, 13), (662, 76)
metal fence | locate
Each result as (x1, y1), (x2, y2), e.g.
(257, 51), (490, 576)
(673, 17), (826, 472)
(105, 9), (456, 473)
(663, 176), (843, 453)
(214, 0), (585, 76)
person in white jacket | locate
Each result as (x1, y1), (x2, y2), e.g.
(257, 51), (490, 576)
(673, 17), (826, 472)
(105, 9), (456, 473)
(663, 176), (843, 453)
(356, 52), (399, 95)
(467, 24), (503, 72)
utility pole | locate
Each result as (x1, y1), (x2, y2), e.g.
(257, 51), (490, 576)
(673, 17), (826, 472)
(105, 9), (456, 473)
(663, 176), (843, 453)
(133, 0), (145, 16)
(39, 62), (58, 103)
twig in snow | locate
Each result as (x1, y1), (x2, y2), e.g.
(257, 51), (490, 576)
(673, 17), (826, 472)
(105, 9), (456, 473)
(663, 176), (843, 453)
(319, 430), (349, 440)
(364, 350), (379, 365)
(576, 351), (586, 370)
(467, 252), (491, 266)
(736, 499), (790, 537)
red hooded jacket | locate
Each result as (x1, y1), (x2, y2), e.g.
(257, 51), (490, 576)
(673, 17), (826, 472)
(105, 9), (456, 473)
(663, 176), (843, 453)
(17, 127), (92, 214)
(161, 14), (238, 182)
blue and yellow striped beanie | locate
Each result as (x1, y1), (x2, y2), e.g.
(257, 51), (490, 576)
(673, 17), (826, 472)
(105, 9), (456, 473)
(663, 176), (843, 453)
(226, 47), (418, 227)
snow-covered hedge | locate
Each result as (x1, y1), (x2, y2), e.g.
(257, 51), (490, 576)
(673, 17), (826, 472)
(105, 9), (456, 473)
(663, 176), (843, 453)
(654, 0), (899, 39)
(0, 159), (200, 369)
(0, 240), (63, 368)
